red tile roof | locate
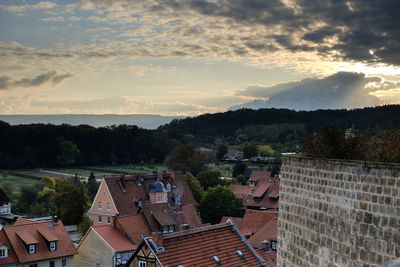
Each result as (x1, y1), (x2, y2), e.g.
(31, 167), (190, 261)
(92, 225), (136, 252)
(249, 170), (271, 182)
(0, 229), (18, 265)
(141, 203), (177, 232)
(175, 205), (202, 228)
(154, 223), (265, 266)
(252, 180), (272, 198)
(248, 217), (278, 246)
(2, 220), (77, 263)
(116, 214), (151, 245)
(239, 209), (278, 237)
(13, 217), (34, 226)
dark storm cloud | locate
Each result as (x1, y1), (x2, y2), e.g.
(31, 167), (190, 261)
(166, 0), (400, 65)
(233, 72), (382, 111)
(0, 71), (73, 90)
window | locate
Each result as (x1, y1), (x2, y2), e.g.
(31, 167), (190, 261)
(98, 202), (102, 209)
(157, 196), (163, 203)
(163, 226), (168, 233)
(107, 216), (111, 224)
(96, 264), (100, 267)
(107, 203), (111, 211)
(29, 264), (38, 267)
(98, 216), (102, 223)
(169, 226), (174, 232)
(49, 241), (56, 251)
(0, 248), (7, 258)
(271, 241), (277, 250)
(49, 261), (54, 267)
(139, 261), (147, 267)
(62, 259), (67, 267)
(29, 244), (36, 254)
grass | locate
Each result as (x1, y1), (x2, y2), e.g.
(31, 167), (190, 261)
(0, 170), (40, 200)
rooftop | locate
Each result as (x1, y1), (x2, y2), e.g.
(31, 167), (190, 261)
(91, 225), (136, 252)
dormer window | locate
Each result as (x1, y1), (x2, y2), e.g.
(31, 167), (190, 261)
(0, 246), (8, 258)
(29, 244), (36, 254)
(50, 241), (56, 251)
(157, 196), (163, 203)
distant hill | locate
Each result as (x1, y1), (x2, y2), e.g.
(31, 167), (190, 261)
(0, 114), (185, 129)
(160, 105), (400, 145)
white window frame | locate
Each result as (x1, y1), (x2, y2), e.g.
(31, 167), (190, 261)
(139, 260), (147, 267)
(169, 225), (174, 232)
(0, 248), (7, 258)
(107, 203), (111, 211)
(28, 244), (35, 254)
(49, 241), (56, 251)
(157, 196), (163, 203)
(98, 202), (102, 210)
(98, 215), (102, 223)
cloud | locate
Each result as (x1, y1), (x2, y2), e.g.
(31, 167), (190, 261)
(0, 2), (57, 13)
(231, 72), (384, 111)
(0, 71), (73, 90)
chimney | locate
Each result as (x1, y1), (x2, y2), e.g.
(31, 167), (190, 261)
(151, 232), (163, 248)
(53, 216), (59, 225)
(274, 175), (279, 182)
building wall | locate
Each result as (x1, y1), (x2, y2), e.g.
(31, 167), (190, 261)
(89, 180), (117, 226)
(74, 229), (114, 267)
(149, 192), (168, 204)
(128, 243), (160, 267)
(20, 256), (74, 267)
(278, 156), (400, 267)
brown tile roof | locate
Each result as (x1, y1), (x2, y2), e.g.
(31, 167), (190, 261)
(252, 180), (272, 198)
(175, 205), (202, 228)
(255, 248), (277, 267)
(155, 223), (265, 266)
(116, 214), (151, 246)
(248, 217), (278, 247)
(229, 185), (253, 195)
(141, 203), (177, 232)
(3, 220), (77, 263)
(13, 217), (34, 226)
(249, 170), (271, 182)
(0, 188), (10, 206)
(104, 172), (197, 216)
(92, 225), (136, 252)
(0, 229), (18, 265)
(239, 209), (278, 237)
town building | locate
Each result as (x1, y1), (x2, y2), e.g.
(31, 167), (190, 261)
(126, 222), (266, 266)
(0, 189), (15, 225)
(74, 225), (136, 267)
(0, 217), (77, 267)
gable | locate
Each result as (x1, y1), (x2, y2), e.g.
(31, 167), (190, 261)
(90, 179), (119, 215)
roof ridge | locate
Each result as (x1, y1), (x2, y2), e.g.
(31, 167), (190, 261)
(162, 222), (232, 239)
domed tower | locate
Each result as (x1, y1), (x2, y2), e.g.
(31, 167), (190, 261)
(148, 179), (168, 203)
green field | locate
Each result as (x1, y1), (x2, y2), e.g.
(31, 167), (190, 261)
(0, 171), (40, 200)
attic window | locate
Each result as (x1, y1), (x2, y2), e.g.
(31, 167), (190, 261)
(49, 241), (56, 251)
(28, 244), (36, 254)
(0, 247), (7, 258)
(213, 256), (220, 265)
(237, 250), (243, 258)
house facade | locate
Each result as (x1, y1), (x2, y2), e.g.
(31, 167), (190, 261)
(74, 225), (135, 267)
(0, 218), (77, 267)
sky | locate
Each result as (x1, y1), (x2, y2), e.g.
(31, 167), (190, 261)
(1, 0), (400, 116)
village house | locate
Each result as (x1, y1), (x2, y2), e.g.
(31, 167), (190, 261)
(229, 174), (280, 210)
(77, 171), (202, 266)
(125, 222), (266, 267)
(74, 225), (136, 267)
(0, 189), (15, 225)
(221, 209), (278, 267)
(0, 217), (77, 267)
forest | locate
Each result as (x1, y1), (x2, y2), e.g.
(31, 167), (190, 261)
(1, 105), (400, 169)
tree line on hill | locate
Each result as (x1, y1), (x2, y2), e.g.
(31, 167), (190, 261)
(1, 105), (400, 169)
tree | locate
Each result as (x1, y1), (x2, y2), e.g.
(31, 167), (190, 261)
(216, 144), (228, 160)
(40, 177), (56, 189)
(57, 140), (80, 167)
(258, 145), (275, 157)
(16, 184), (43, 214)
(234, 174), (247, 185)
(184, 172), (204, 203)
(243, 143), (258, 159)
(198, 185), (243, 224)
(78, 215), (93, 235)
(232, 162), (247, 178)
(53, 178), (88, 225)
(87, 172), (99, 201)
(196, 171), (223, 190)
(164, 144), (207, 176)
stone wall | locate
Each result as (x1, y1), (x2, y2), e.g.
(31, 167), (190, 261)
(278, 155), (400, 267)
